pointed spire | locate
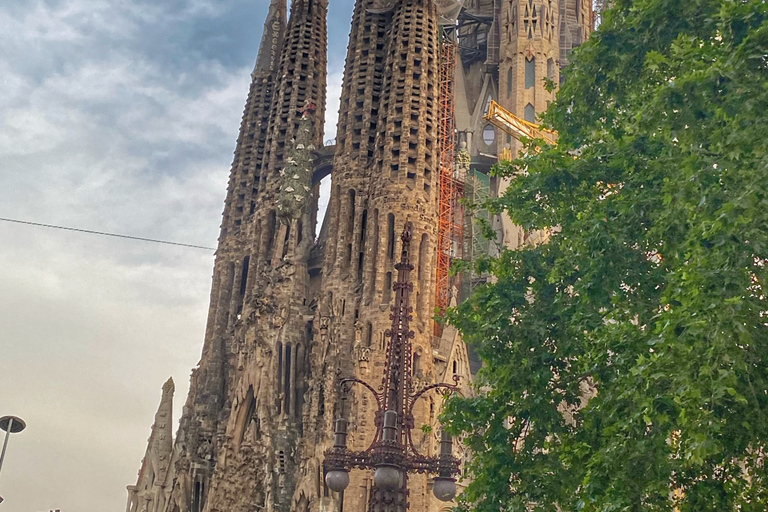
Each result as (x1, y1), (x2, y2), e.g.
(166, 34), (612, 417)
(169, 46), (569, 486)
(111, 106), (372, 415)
(150, 377), (174, 482)
(127, 378), (176, 508)
(253, 0), (287, 76)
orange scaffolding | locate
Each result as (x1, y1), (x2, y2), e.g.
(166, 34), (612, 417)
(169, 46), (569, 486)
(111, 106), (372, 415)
(434, 38), (463, 336)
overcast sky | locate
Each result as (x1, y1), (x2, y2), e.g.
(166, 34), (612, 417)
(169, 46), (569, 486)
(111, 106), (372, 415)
(0, 1), (351, 510)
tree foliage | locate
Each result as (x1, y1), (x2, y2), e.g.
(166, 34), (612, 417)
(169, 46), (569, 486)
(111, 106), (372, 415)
(443, 1), (768, 510)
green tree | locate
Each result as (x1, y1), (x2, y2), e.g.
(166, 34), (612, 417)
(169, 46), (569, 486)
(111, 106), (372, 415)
(443, 1), (768, 510)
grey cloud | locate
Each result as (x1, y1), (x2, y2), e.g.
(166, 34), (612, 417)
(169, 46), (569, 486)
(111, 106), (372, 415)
(0, 0), (352, 510)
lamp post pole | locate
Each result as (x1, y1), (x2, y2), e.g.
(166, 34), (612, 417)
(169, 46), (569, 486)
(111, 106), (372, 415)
(0, 415), (27, 505)
(323, 222), (460, 512)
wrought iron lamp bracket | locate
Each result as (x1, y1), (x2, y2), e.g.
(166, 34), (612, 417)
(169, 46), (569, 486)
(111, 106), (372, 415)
(322, 222), (462, 504)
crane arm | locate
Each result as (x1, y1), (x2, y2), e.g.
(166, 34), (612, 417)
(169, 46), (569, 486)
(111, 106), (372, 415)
(485, 100), (558, 146)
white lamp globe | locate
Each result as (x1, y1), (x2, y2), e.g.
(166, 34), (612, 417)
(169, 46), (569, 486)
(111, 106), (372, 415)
(432, 477), (457, 502)
(373, 464), (403, 491)
(325, 469), (350, 493)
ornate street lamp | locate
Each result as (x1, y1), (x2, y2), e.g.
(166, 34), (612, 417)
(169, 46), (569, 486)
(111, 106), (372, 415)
(323, 222), (460, 511)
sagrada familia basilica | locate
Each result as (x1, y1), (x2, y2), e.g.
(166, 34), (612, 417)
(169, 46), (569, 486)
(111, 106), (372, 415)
(125, 0), (591, 511)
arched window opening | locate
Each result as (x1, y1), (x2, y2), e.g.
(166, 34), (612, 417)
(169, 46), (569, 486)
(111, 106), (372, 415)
(524, 103), (535, 123)
(365, 322), (373, 347)
(266, 211), (277, 263)
(297, 220), (303, 246)
(386, 213), (396, 260)
(296, 343), (306, 420)
(318, 384), (325, 417)
(384, 271), (393, 304)
(347, 189), (356, 244)
(525, 56), (536, 89)
(284, 344), (292, 414)
(331, 185), (341, 260)
(360, 209), (368, 246)
(301, 329), (312, 426)
(223, 261), (236, 328)
(276, 341), (283, 415)
(453, 360), (458, 375)
(413, 351), (422, 378)
(547, 58), (555, 81)
(281, 223), (291, 259)
(358, 209), (368, 282)
(368, 210), (380, 300)
(482, 124), (496, 145)
(507, 67), (513, 98)
(344, 191), (355, 265)
(314, 174), (332, 238)
(238, 256), (250, 314)
(238, 386), (257, 446)
(239, 257), (250, 297)
(193, 482), (202, 512)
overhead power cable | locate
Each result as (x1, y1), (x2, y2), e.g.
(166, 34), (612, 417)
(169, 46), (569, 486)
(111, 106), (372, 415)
(0, 216), (216, 251)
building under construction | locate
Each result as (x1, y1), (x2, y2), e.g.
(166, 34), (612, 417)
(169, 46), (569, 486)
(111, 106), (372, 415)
(125, 0), (591, 511)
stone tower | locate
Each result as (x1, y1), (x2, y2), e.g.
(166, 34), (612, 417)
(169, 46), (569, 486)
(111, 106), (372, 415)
(198, 0), (328, 507)
(451, 0), (591, 252)
(493, 0), (563, 249)
(126, 0), (329, 510)
(129, 0), (595, 509)
(318, 0), (452, 511)
(129, 0), (473, 509)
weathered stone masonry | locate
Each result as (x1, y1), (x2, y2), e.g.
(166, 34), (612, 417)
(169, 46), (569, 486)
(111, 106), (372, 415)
(126, 0), (591, 511)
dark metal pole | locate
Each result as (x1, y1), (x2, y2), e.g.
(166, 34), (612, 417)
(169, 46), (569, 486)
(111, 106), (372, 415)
(0, 415), (27, 505)
(0, 419), (10, 475)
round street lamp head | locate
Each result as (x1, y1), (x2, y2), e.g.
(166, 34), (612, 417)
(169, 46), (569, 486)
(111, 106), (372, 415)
(325, 469), (350, 493)
(374, 464), (403, 491)
(432, 477), (457, 502)
(0, 416), (25, 434)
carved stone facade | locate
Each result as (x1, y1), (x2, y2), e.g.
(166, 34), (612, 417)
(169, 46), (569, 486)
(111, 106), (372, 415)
(128, 0), (591, 511)
(126, 378), (177, 512)
(453, 0), (591, 253)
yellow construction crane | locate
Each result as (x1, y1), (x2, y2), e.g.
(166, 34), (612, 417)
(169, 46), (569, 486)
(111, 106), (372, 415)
(484, 100), (558, 152)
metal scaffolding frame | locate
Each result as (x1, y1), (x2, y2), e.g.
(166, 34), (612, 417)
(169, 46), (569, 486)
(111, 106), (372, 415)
(434, 35), (464, 336)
